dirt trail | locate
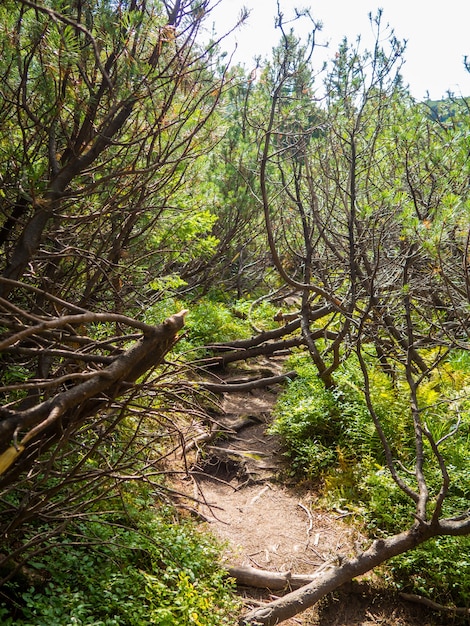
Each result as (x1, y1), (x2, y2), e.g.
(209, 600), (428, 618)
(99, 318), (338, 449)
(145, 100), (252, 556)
(172, 357), (438, 626)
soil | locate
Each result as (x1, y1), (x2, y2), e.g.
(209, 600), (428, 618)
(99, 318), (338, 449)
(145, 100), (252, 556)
(171, 357), (449, 626)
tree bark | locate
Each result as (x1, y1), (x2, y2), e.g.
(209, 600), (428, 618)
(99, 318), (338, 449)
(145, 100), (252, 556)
(227, 566), (318, 590)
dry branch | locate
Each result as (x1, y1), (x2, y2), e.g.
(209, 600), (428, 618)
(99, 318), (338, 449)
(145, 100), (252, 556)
(183, 415), (259, 454)
(0, 309), (188, 482)
(202, 337), (305, 367)
(227, 565), (318, 590)
(195, 371), (298, 392)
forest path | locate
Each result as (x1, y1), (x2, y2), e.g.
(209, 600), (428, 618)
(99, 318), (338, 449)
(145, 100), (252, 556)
(172, 356), (434, 626)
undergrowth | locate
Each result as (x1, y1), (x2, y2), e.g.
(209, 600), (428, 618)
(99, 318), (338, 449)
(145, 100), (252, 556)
(144, 295), (277, 358)
(271, 349), (470, 608)
(0, 491), (240, 625)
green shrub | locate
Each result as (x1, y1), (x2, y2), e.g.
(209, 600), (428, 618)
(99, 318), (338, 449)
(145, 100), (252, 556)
(270, 352), (411, 479)
(232, 299), (279, 332)
(358, 465), (416, 533)
(143, 297), (188, 328)
(1, 505), (239, 625)
(269, 358), (339, 478)
(186, 301), (250, 346)
(144, 297), (278, 361)
(145, 297), (252, 360)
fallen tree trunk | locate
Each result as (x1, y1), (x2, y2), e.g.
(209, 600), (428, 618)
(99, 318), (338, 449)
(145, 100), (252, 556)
(229, 567), (470, 619)
(202, 318), (338, 367)
(207, 303), (335, 353)
(195, 371), (298, 393)
(208, 319), (303, 349)
(183, 415), (262, 453)
(202, 337), (305, 367)
(238, 524), (436, 625)
(227, 565), (318, 590)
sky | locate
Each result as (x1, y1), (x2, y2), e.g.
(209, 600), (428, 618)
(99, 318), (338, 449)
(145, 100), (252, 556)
(209, 0), (470, 100)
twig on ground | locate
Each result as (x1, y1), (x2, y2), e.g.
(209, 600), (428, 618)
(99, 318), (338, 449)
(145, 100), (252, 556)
(297, 502), (313, 544)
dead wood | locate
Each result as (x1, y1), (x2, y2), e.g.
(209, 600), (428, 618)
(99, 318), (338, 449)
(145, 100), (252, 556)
(200, 310), (338, 367)
(208, 318), (303, 349)
(227, 565), (318, 590)
(195, 371), (298, 392)
(207, 311), (336, 353)
(207, 445), (267, 458)
(228, 415), (263, 431)
(203, 337), (305, 367)
(238, 526), (439, 625)
(183, 414), (262, 454)
(183, 430), (215, 453)
(229, 567), (470, 618)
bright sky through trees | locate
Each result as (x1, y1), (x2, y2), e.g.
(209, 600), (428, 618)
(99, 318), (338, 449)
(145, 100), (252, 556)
(211, 0), (470, 100)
